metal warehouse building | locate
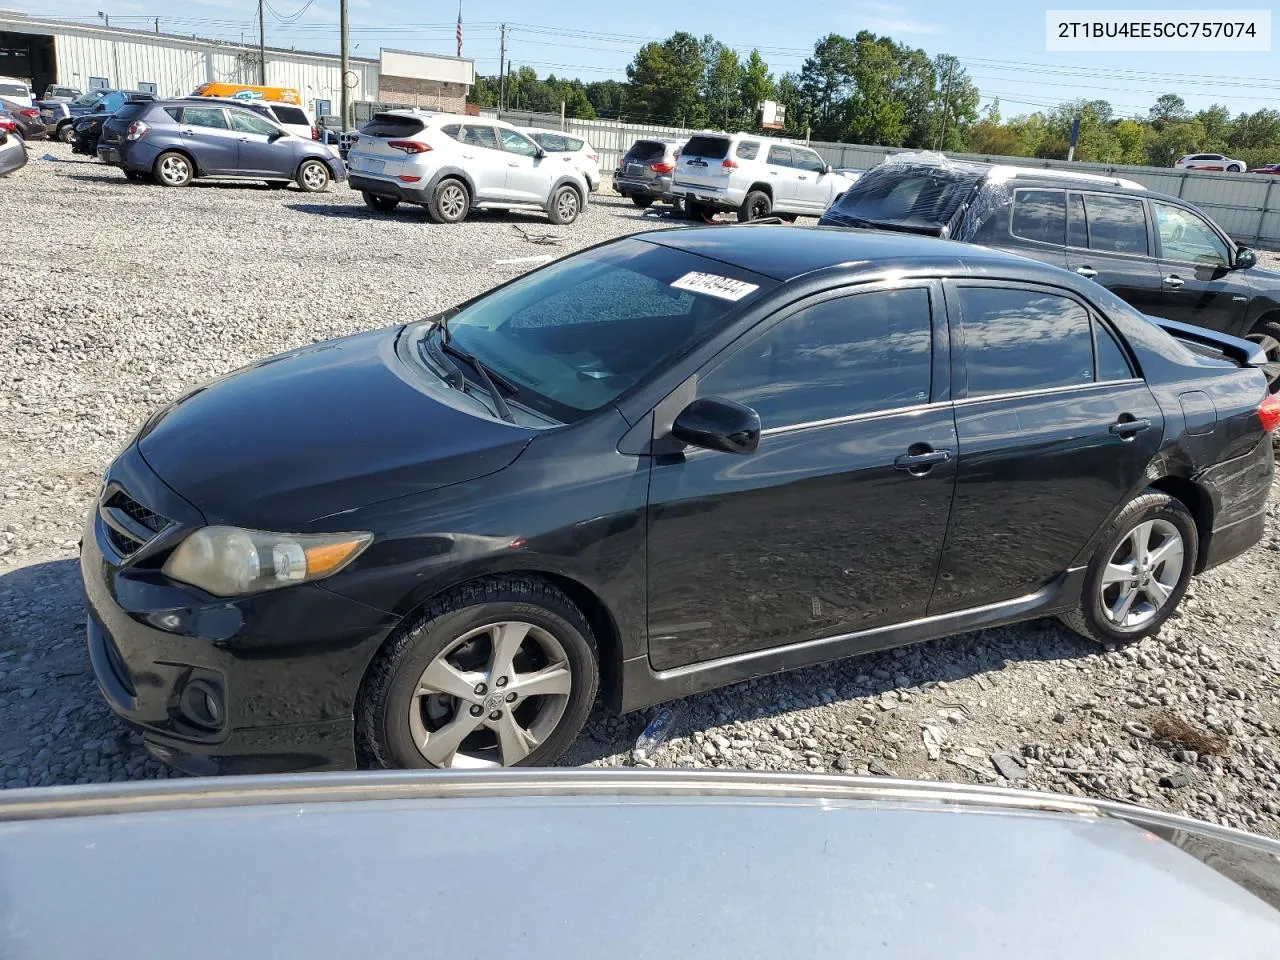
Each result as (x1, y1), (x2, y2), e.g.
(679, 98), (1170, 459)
(0, 12), (473, 118)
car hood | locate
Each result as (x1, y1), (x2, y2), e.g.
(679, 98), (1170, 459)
(137, 327), (533, 528)
(1247, 264), (1280, 286)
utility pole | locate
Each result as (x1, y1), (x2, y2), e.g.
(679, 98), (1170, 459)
(498, 23), (507, 114)
(154, 17), (159, 33)
(340, 0), (351, 130)
(936, 59), (955, 151)
(257, 0), (266, 84)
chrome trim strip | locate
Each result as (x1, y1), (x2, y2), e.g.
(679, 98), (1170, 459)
(760, 401), (942, 437)
(953, 378), (1144, 407)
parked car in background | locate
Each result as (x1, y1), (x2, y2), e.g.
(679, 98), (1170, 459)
(348, 111), (588, 224)
(69, 90), (157, 153)
(1253, 163), (1280, 175)
(97, 99), (345, 191)
(674, 131), (858, 221)
(0, 127), (26, 176)
(0, 96), (45, 140)
(1175, 153), (1247, 173)
(40, 84), (81, 101)
(81, 227), (1276, 773)
(819, 155), (1280, 363)
(0, 76), (33, 108)
(182, 95), (318, 141)
(520, 127), (600, 191)
(614, 137), (685, 210)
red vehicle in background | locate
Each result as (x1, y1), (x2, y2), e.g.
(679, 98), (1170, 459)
(1253, 163), (1280, 175)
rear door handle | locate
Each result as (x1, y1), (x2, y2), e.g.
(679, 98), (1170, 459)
(894, 449), (953, 473)
(508, 161), (519, 167)
(1163, 275), (1185, 288)
(1110, 418), (1152, 438)
(1075, 266), (1098, 279)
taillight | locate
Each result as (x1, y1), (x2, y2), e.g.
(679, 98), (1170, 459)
(0, 117), (16, 131)
(311, 125), (320, 141)
(722, 158), (738, 169)
(20, 108), (39, 118)
(126, 120), (150, 141)
(1259, 393), (1280, 432)
(387, 140), (430, 154)
(650, 161), (674, 174)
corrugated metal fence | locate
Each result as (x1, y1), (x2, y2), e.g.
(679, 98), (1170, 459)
(484, 108), (1280, 250)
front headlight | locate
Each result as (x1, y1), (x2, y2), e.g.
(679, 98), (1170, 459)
(161, 526), (372, 597)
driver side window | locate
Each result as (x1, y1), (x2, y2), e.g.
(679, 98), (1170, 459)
(1153, 201), (1229, 267)
(501, 129), (539, 157)
(229, 111), (279, 137)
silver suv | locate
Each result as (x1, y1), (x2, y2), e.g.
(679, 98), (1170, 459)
(347, 111), (589, 225)
(673, 132), (857, 221)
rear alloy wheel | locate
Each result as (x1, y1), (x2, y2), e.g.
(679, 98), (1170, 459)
(631, 194), (654, 208)
(1060, 490), (1197, 645)
(57, 124), (75, 144)
(429, 178), (470, 223)
(296, 159), (330, 193)
(738, 189), (771, 222)
(363, 191), (399, 213)
(548, 184), (581, 225)
(358, 577), (599, 769)
(154, 151), (193, 187)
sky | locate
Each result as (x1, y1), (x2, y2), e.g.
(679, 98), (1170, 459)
(25, 0), (1280, 120)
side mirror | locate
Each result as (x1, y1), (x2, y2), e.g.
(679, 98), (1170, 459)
(823, 163), (832, 174)
(534, 147), (546, 159)
(1235, 246), (1258, 270)
(93, 104), (106, 113)
(671, 397), (761, 455)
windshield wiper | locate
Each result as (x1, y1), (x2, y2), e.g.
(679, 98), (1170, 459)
(440, 338), (517, 423)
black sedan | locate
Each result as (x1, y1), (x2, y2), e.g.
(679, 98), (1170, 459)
(81, 227), (1279, 774)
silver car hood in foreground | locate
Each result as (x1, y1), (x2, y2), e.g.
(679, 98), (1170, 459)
(2, 771), (1279, 959)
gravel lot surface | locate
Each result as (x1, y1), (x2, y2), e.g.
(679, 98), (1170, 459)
(3, 143), (1280, 838)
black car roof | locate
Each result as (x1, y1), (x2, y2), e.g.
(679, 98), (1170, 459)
(639, 225), (1031, 282)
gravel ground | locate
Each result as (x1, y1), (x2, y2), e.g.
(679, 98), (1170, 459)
(3, 143), (1280, 838)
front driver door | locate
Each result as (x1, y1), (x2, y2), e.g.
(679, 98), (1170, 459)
(228, 109), (290, 177)
(790, 147), (833, 213)
(1150, 199), (1252, 336)
(499, 128), (548, 202)
(646, 282), (957, 671)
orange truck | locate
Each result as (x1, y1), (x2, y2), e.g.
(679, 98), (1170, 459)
(190, 83), (302, 105)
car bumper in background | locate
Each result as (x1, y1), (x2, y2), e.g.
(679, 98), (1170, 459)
(0, 137), (27, 176)
(349, 172), (430, 204)
(673, 181), (742, 209)
(614, 173), (675, 199)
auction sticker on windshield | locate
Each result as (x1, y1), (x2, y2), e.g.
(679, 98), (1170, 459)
(671, 272), (760, 301)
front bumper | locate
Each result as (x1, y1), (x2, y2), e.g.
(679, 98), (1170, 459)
(80, 447), (399, 774)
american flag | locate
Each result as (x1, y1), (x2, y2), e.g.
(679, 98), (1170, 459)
(456, 3), (463, 57)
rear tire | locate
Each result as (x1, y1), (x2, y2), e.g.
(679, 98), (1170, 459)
(363, 191), (399, 212)
(631, 194), (653, 208)
(428, 178), (470, 223)
(296, 159), (330, 193)
(153, 151), (193, 187)
(57, 124), (75, 144)
(357, 576), (599, 769)
(1059, 490), (1198, 646)
(548, 184), (582, 225)
(738, 189), (771, 222)
(1246, 318), (1280, 370)
(1228, 163), (1243, 173)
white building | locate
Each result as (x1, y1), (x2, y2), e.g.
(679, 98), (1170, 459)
(0, 12), (473, 118)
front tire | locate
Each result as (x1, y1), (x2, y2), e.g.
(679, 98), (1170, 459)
(1228, 164), (1243, 173)
(153, 151), (193, 187)
(296, 159), (330, 193)
(1060, 490), (1198, 645)
(548, 184), (581, 224)
(1246, 318), (1280, 369)
(428, 177), (470, 223)
(363, 191), (399, 212)
(738, 189), (771, 222)
(358, 576), (599, 769)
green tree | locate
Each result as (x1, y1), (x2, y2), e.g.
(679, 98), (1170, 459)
(925, 53), (978, 150)
(797, 34), (857, 140)
(623, 31), (707, 125)
(740, 49), (775, 130)
(966, 120), (1024, 156)
(584, 80), (626, 118)
(1228, 108), (1280, 150)
(1006, 113), (1048, 156)
(470, 75), (499, 108)
(1145, 119), (1206, 165)
(776, 71), (808, 135)
(1149, 93), (1190, 128)
(1114, 119), (1147, 165)
(1195, 104), (1232, 151)
(842, 31), (908, 145)
(703, 42), (746, 129)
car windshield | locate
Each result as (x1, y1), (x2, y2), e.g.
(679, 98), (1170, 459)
(417, 239), (773, 423)
(831, 165), (984, 232)
(73, 91), (104, 107)
(0, 83), (28, 98)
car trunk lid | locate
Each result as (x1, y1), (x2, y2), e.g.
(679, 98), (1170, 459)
(675, 135), (732, 191)
(348, 113), (429, 178)
(1148, 316), (1280, 391)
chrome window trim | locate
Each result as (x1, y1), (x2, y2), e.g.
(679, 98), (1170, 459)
(760, 401), (942, 438)
(955, 377), (1144, 407)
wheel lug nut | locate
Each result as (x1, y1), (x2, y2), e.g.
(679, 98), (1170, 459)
(505, 692), (517, 703)
(489, 711), (502, 721)
(474, 683), (487, 696)
(496, 676), (508, 687)
(469, 705), (483, 717)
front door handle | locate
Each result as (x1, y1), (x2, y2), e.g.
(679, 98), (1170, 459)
(508, 161), (519, 167)
(894, 448), (953, 475)
(798, 175), (808, 180)
(1110, 418), (1152, 439)
(1163, 275), (1185, 288)
(1075, 266), (1098, 279)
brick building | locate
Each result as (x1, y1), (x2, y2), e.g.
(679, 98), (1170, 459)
(378, 49), (474, 114)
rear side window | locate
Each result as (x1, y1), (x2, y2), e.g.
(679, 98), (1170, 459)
(565, 136), (585, 151)
(958, 286), (1095, 397)
(461, 125), (500, 150)
(1082, 194), (1148, 255)
(163, 107), (183, 122)
(440, 123), (460, 139)
(683, 135), (729, 160)
(1095, 321), (1135, 381)
(180, 106), (229, 129)
(271, 106), (308, 126)
(700, 287), (933, 429)
(115, 103), (150, 121)
(361, 114), (426, 138)
(625, 140), (666, 162)
(736, 141), (760, 160)
(1011, 190), (1066, 245)
(767, 146), (793, 167)
(532, 132), (568, 152)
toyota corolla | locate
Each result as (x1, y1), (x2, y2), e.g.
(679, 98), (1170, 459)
(80, 227), (1279, 773)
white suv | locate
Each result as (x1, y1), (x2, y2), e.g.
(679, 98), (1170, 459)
(673, 132), (857, 221)
(347, 111), (588, 224)
(520, 127), (601, 191)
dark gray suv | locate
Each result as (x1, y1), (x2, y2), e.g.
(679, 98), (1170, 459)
(96, 99), (346, 191)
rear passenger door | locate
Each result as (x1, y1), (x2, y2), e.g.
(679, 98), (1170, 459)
(456, 124), (507, 200)
(930, 282), (1163, 615)
(991, 188), (1069, 268)
(176, 106), (238, 174)
(765, 145), (797, 206)
(1065, 192), (1165, 316)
